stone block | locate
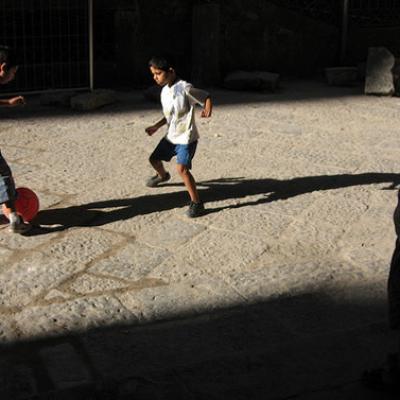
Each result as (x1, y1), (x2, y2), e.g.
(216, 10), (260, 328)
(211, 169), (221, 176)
(254, 71), (281, 91)
(325, 67), (358, 86)
(70, 89), (117, 111)
(224, 70), (279, 91)
(224, 71), (261, 91)
(365, 47), (395, 95)
(40, 91), (76, 107)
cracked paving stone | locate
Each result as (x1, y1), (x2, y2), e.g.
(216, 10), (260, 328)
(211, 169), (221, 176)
(118, 279), (243, 322)
(14, 296), (137, 339)
(89, 242), (171, 281)
(139, 216), (206, 249)
(0, 253), (85, 308)
(44, 228), (125, 263)
(173, 229), (268, 278)
(70, 273), (129, 295)
(0, 317), (18, 344)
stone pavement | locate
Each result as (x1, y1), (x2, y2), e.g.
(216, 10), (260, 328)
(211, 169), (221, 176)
(1, 81), (400, 399)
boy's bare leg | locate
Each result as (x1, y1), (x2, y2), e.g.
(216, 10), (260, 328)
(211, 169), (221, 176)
(3, 200), (16, 214)
(177, 164), (200, 203)
(150, 159), (168, 178)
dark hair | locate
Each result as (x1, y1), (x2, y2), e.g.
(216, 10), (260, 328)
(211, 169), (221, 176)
(0, 45), (16, 67)
(148, 55), (175, 71)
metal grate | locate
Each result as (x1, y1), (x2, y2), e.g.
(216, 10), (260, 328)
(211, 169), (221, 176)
(268, 0), (400, 28)
(349, 0), (400, 27)
(268, 0), (340, 25)
(0, 0), (90, 93)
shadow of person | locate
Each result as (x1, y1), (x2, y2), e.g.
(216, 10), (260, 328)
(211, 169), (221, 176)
(27, 172), (400, 235)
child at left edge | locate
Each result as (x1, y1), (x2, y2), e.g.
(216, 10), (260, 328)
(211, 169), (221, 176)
(145, 55), (212, 218)
(0, 45), (31, 234)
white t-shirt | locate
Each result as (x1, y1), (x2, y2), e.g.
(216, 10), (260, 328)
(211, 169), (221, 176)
(161, 79), (209, 145)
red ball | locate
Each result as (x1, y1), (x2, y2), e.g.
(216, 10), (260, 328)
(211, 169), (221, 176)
(3, 187), (40, 222)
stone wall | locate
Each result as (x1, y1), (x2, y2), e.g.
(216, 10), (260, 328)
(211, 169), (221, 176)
(219, 0), (339, 77)
(93, 0), (400, 87)
(94, 0), (192, 87)
(346, 25), (400, 63)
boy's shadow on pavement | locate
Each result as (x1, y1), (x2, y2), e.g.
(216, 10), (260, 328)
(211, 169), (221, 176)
(29, 172), (400, 235)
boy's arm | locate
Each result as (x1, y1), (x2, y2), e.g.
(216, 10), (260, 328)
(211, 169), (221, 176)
(201, 96), (212, 118)
(186, 87), (212, 118)
(0, 96), (25, 107)
(145, 117), (167, 136)
(186, 87), (209, 106)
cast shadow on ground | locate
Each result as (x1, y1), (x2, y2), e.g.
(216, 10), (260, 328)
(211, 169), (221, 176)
(0, 290), (396, 399)
(29, 172), (400, 235)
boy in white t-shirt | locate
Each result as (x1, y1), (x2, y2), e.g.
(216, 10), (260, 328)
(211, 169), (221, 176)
(145, 56), (212, 218)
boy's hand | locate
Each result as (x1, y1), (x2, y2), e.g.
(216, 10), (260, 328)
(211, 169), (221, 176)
(145, 118), (166, 136)
(201, 97), (212, 118)
(145, 125), (159, 136)
(0, 65), (18, 85)
(7, 96), (25, 106)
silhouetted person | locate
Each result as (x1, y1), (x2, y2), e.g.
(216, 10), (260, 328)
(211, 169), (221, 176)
(363, 190), (400, 392)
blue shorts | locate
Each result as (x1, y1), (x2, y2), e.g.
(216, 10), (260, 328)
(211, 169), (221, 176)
(0, 152), (16, 204)
(150, 138), (198, 169)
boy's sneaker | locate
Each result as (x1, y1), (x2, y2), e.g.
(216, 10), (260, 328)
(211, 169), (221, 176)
(186, 201), (205, 218)
(9, 218), (31, 234)
(146, 172), (171, 188)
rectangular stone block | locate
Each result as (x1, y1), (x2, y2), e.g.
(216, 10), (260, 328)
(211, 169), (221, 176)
(365, 47), (395, 95)
(325, 67), (358, 86)
(70, 90), (117, 111)
(40, 91), (76, 107)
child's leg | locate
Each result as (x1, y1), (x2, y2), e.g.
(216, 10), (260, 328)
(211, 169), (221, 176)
(149, 158), (169, 179)
(0, 157), (19, 218)
(2, 199), (16, 213)
(149, 138), (175, 180)
(0, 156), (31, 233)
(146, 157), (171, 187)
(146, 138), (174, 187)
(175, 141), (204, 214)
(3, 200), (19, 224)
(176, 164), (200, 203)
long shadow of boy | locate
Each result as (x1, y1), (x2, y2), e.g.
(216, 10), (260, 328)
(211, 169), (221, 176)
(28, 172), (400, 236)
